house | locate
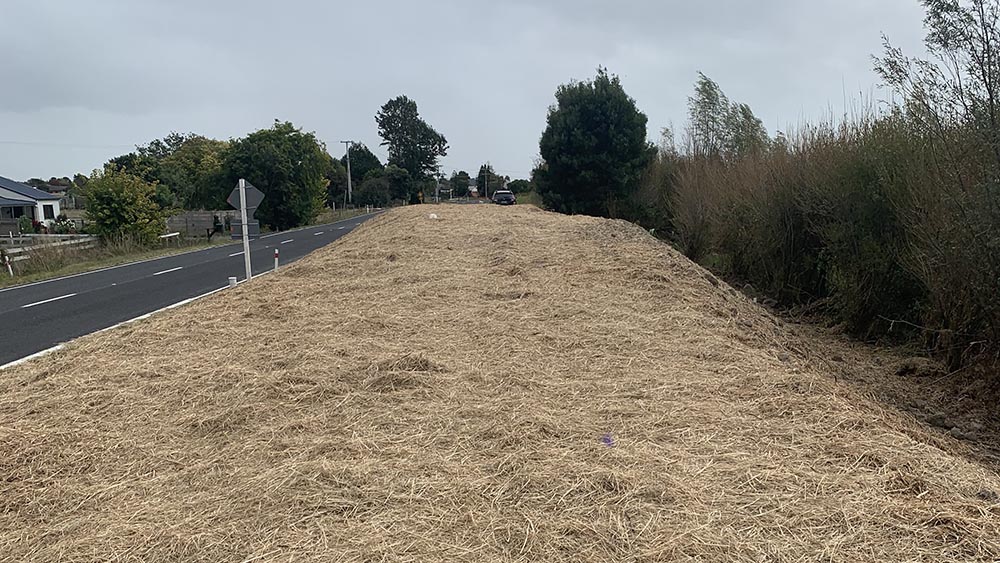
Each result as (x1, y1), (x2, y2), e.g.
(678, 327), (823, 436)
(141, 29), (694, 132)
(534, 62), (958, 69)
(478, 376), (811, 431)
(0, 175), (62, 234)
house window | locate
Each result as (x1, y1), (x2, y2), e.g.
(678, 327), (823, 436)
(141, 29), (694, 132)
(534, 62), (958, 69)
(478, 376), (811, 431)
(43, 205), (55, 220)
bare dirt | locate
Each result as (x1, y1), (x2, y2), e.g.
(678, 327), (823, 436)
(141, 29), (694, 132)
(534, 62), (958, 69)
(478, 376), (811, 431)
(1, 204), (998, 562)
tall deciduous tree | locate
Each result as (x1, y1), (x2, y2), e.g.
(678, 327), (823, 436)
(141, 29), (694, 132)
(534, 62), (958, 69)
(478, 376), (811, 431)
(375, 95), (448, 189)
(220, 121), (328, 231)
(342, 143), (383, 184)
(105, 132), (229, 211)
(158, 136), (228, 210)
(536, 68), (654, 217)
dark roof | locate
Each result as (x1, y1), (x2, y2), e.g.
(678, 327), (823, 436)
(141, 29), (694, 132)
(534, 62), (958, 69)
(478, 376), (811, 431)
(0, 175), (61, 201)
(0, 195), (33, 207)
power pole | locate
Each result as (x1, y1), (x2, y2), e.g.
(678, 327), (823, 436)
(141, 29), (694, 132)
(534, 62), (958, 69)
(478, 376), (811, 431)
(340, 140), (353, 205)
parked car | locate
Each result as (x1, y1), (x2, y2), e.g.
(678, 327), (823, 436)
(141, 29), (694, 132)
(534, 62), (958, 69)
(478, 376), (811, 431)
(492, 190), (516, 205)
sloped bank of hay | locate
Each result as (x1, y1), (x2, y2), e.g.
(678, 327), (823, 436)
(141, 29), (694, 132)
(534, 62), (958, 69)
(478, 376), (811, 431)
(1, 205), (999, 562)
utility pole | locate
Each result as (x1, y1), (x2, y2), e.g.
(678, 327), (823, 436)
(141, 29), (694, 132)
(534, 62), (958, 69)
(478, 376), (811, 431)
(340, 140), (353, 205)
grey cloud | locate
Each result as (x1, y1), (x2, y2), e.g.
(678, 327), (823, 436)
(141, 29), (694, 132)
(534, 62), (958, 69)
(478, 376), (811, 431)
(1, 0), (928, 180)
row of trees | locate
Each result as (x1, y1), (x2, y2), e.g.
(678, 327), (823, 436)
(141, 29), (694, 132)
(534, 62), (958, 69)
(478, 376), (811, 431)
(532, 0), (1000, 371)
(84, 95), (453, 242)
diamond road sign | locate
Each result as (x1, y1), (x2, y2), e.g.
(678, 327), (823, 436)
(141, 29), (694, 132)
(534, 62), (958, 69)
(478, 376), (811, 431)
(227, 181), (265, 212)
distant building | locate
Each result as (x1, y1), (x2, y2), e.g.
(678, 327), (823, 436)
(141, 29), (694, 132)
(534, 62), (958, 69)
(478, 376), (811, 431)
(0, 176), (62, 234)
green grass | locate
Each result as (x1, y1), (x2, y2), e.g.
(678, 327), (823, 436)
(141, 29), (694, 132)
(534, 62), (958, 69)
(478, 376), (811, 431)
(0, 239), (232, 290)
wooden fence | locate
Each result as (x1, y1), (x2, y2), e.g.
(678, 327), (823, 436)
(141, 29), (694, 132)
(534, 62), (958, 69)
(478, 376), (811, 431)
(1, 236), (99, 263)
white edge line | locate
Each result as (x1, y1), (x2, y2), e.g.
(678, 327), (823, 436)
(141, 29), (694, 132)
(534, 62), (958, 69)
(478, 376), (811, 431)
(0, 345), (66, 371)
(0, 212), (383, 371)
(0, 211), (381, 294)
(152, 266), (183, 276)
(21, 293), (78, 309)
(0, 241), (233, 294)
(0, 284), (233, 372)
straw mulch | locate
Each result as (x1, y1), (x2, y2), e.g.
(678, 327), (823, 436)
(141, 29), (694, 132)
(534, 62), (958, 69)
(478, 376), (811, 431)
(2, 205), (999, 562)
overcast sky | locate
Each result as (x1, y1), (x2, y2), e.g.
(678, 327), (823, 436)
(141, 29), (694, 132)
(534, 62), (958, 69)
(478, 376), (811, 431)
(1, 0), (928, 181)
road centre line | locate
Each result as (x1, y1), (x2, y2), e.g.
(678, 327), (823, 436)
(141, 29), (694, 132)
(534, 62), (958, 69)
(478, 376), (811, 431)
(153, 267), (183, 276)
(22, 293), (78, 309)
(280, 239), (294, 244)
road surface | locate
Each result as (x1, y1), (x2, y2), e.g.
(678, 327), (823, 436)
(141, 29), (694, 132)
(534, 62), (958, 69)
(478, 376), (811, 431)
(0, 213), (376, 367)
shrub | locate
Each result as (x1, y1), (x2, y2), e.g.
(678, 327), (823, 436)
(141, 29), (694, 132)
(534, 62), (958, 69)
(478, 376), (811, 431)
(16, 215), (33, 235)
(85, 166), (166, 245)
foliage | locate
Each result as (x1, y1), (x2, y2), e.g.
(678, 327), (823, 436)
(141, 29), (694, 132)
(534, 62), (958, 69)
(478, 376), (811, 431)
(354, 175), (392, 207)
(476, 164), (508, 197)
(449, 170), (471, 197)
(16, 215), (34, 235)
(375, 95), (448, 195)
(325, 158), (349, 207)
(157, 136), (228, 209)
(687, 73), (770, 159)
(84, 167), (166, 245)
(660, 1), (1000, 369)
(52, 214), (76, 235)
(343, 143), (384, 184)
(536, 68), (655, 217)
(507, 179), (533, 194)
(384, 164), (412, 201)
(104, 133), (228, 212)
(220, 121), (329, 231)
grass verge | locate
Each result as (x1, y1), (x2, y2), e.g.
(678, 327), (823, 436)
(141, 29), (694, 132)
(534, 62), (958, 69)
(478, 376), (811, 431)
(0, 239), (232, 290)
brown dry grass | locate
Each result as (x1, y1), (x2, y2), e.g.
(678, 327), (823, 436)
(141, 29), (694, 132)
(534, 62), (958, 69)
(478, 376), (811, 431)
(2, 205), (999, 562)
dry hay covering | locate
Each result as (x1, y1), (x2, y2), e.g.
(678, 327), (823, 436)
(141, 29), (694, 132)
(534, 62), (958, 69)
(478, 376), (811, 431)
(2, 205), (999, 562)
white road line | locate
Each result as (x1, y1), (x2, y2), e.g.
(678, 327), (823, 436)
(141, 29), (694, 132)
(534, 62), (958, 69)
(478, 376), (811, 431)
(314, 231), (324, 236)
(153, 267), (183, 276)
(338, 226), (346, 230)
(22, 293), (78, 309)
(280, 239), (294, 245)
(0, 211), (381, 296)
(0, 345), (65, 371)
(229, 251), (245, 257)
(0, 231), (333, 371)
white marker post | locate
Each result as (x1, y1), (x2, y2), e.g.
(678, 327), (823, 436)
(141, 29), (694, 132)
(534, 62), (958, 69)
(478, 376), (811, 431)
(238, 179), (252, 282)
(274, 248), (279, 271)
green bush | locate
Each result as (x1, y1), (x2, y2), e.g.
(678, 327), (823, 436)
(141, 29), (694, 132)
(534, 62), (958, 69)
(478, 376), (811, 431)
(85, 167), (166, 245)
(16, 215), (33, 235)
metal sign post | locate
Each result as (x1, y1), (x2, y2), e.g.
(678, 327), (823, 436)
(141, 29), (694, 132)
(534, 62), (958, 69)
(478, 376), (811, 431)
(228, 179), (264, 282)
(238, 179), (252, 281)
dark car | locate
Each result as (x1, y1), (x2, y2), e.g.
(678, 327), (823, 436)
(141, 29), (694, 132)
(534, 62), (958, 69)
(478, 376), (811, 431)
(492, 190), (516, 205)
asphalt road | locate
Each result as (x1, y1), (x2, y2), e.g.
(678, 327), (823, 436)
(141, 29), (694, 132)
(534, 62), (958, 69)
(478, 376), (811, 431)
(0, 213), (377, 367)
